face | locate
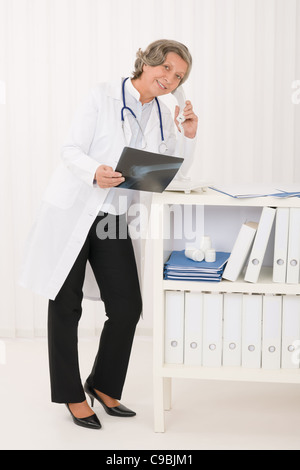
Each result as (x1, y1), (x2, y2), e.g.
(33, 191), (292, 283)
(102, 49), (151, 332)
(142, 52), (188, 97)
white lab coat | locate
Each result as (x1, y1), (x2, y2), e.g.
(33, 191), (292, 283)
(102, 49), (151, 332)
(19, 78), (195, 301)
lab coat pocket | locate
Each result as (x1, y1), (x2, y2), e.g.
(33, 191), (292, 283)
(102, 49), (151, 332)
(42, 163), (84, 209)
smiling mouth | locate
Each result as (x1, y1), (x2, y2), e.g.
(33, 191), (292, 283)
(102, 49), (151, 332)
(157, 80), (167, 90)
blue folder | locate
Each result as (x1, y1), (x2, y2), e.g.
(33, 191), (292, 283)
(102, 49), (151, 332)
(164, 250), (230, 282)
(210, 186), (300, 199)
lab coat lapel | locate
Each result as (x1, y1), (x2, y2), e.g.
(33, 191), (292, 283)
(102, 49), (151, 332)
(107, 79), (134, 146)
(122, 112), (133, 145)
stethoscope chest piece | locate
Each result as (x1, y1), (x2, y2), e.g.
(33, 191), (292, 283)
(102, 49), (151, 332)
(159, 141), (168, 154)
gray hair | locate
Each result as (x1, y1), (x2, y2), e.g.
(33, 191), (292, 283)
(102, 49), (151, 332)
(132, 39), (192, 85)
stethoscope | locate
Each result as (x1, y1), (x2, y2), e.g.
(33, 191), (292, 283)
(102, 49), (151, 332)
(121, 77), (168, 154)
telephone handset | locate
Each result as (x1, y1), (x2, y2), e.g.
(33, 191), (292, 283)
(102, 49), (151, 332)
(171, 86), (186, 127)
(167, 86), (211, 193)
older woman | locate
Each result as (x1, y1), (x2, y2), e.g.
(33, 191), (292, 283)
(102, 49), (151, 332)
(19, 39), (198, 429)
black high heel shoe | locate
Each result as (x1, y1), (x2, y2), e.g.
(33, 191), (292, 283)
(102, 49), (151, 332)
(65, 403), (102, 429)
(84, 382), (136, 418)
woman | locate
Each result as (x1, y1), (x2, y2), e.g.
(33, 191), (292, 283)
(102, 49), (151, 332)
(19, 39), (198, 429)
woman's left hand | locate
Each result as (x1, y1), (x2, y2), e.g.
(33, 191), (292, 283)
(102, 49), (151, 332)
(174, 101), (198, 139)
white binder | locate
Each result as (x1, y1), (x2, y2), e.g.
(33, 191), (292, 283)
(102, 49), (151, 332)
(242, 294), (263, 368)
(202, 293), (223, 367)
(223, 222), (258, 282)
(244, 207), (276, 283)
(184, 292), (203, 366)
(281, 296), (300, 369)
(262, 295), (282, 370)
(286, 208), (300, 284)
(164, 291), (185, 364)
(273, 208), (289, 283)
(223, 293), (243, 367)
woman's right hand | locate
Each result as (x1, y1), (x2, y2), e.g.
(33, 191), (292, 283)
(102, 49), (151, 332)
(94, 165), (125, 188)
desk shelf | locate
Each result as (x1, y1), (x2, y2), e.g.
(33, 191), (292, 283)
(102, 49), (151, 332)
(163, 267), (299, 295)
(151, 191), (300, 433)
(160, 364), (300, 384)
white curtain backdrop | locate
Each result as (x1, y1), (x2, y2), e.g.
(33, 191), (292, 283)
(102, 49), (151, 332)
(0, 0), (300, 337)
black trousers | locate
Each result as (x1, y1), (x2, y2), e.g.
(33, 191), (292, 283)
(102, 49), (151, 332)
(47, 213), (142, 403)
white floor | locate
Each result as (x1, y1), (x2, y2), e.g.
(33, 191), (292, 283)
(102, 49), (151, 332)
(1, 335), (300, 450)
